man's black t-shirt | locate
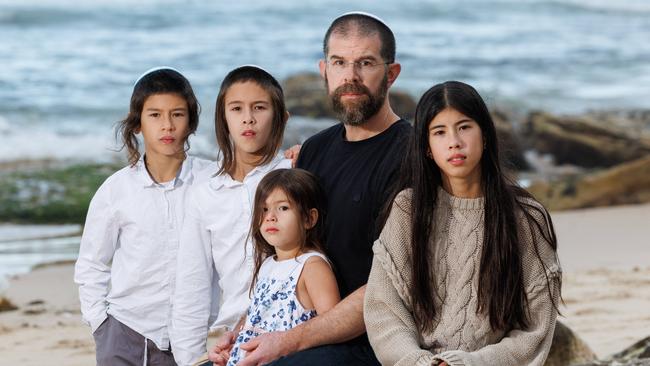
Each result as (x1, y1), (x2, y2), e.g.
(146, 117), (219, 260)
(296, 119), (412, 298)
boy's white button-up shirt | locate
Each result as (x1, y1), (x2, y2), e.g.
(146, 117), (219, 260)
(172, 154), (291, 366)
(74, 156), (218, 351)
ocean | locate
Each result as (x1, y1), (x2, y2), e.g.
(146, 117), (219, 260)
(1, 0), (649, 282)
(1, 0), (649, 162)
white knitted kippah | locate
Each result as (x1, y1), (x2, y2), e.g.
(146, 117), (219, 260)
(333, 11), (389, 28)
(234, 64), (271, 74)
(133, 66), (181, 88)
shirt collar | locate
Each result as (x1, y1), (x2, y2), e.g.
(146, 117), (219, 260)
(134, 155), (193, 188)
(209, 153), (285, 191)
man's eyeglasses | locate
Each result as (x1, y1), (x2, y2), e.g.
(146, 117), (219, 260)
(326, 59), (390, 76)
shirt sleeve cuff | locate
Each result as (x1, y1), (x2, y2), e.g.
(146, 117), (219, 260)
(434, 350), (467, 366)
(173, 348), (205, 366)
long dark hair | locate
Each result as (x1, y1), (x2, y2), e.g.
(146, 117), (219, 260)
(215, 66), (287, 176)
(391, 81), (559, 333)
(117, 68), (199, 166)
(249, 169), (327, 294)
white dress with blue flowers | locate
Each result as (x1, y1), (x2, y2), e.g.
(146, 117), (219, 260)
(226, 251), (329, 366)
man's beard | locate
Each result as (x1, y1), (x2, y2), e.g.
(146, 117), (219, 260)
(326, 73), (389, 126)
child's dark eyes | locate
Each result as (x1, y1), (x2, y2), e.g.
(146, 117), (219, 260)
(254, 105), (267, 111)
(262, 207), (269, 212)
(149, 112), (160, 118)
(172, 112), (185, 118)
(279, 205), (289, 211)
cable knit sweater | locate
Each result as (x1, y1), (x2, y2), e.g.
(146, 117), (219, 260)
(364, 188), (561, 366)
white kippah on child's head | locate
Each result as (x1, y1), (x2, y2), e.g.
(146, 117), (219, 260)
(234, 64), (271, 74)
(133, 66), (181, 88)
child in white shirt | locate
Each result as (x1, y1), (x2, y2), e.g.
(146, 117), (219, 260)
(74, 67), (216, 366)
(171, 65), (292, 366)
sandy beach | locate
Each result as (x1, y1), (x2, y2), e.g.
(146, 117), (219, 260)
(1, 204), (649, 365)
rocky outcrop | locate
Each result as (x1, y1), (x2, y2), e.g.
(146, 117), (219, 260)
(578, 361), (650, 366)
(283, 72), (331, 119)
(545, 323), (650, 366)
(545, 321), (597, 366)
(0, 162), (119, 223)
(0, 297), (18, 312)
(282, 72), (417, 121)
(609, 336), (650, 361)
(492, 107), (529, 170)
(586, 109), (650, 140)
(528, 155), (650, 211)
(524, 111), (650, 168)
(388, 90), (417, 121)
(575, 336), (650, 365)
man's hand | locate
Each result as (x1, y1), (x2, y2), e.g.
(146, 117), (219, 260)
(236, 330), (299, 366)
(234, 286), (366, 365)
(283, 144), (302, 168)
(208, 330), (237, 366)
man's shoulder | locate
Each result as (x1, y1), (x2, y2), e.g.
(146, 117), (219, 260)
(302, 123), (342, 147)
(368, 119), (412, 157)
(297, 124), (342, 168)
(388, 119), (413, 137)
(379, 119), (413, 155)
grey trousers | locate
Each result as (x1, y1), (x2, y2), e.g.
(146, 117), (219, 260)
(93, 315), (177, 366)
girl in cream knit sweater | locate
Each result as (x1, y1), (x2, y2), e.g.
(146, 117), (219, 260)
(364, 81), (561, 366)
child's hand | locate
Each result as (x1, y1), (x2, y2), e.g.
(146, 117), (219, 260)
(208, 330), (237, 365)
(283, 144), (302, 167)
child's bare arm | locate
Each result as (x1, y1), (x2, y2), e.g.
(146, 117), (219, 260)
(301, 256), (340, 314)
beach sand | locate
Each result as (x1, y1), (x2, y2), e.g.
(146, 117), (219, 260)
(552, 203), (650, 358)
(1, 204), (649, 365)
(0, 263), (92, 365)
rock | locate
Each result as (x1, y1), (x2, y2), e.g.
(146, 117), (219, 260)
(491, 107), (529, 171)
(524, 111), (650, 168)
(283, 72), (331, 119)
(545, 321), (597, 366)
(388, 89), (417, 121)
(573, 336), (650, 365)
(23, 308), (46, 315)
(608, 336), (650, 361)
(282, 72), (417, 120)
(0, 296), (18, 312)
(0, 162), (120, 224)
(586, 109), (650, 140)
(528, 155), (650, 211)
(22, 298), (47, 315)
(576, 360), (650, 366)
